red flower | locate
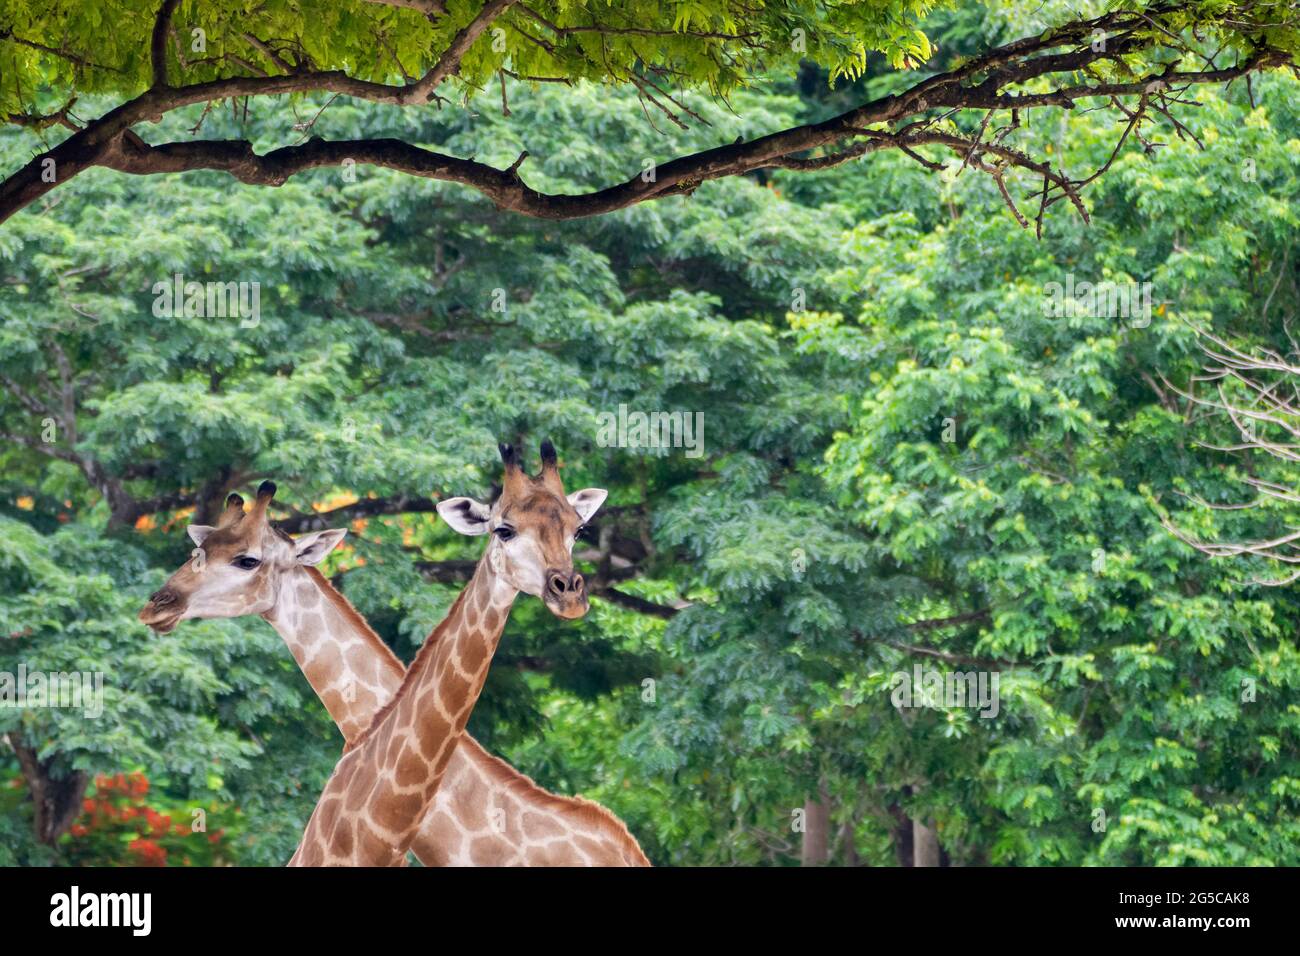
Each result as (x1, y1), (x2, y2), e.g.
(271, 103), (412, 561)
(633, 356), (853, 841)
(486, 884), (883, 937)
(69, 824), (88, 837)
(127, 838), (167, 867)
(82, 798), (95, 814)
(129, 772), (149, 797)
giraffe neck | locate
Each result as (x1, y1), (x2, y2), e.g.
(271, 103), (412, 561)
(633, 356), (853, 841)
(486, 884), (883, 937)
(261, 566), (403, 743)
(262, 563), (648, 866)
(368, 554), (517, 775)
(290, 555), (517, 865)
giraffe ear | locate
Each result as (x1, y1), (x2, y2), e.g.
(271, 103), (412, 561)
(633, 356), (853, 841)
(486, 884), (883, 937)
(187, 525), (217, 547)
(567, 488), (608, 524)
(437, 497), (492, 535)
(293, 528), (347, 566)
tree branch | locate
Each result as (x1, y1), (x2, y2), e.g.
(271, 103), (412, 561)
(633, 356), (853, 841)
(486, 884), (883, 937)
(0, 7), (1289, 227)
(905, 608), (993, 633)
(364, 0), (448, 18)
(151, 0), (182, 87)
(590, 585), (684, 618)
(274, 494), (439, 533)
(414, 558), (480, 582)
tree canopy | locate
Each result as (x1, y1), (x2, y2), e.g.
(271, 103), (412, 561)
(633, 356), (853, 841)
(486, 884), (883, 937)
(1, 1), (1298, 224)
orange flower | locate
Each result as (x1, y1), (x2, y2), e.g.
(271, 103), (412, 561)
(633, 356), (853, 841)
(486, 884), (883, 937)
(70, 824), (88, 837)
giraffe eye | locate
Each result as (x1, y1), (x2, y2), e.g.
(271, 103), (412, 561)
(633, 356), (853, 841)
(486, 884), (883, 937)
(494, 526), (516, 541)
(233, 556), (261, 570)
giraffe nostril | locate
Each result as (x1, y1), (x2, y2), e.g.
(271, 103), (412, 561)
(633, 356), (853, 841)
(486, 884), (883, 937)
(548, 573), (567, 596)
(149, 588), (176, 607)
(571, 573), (584, 594)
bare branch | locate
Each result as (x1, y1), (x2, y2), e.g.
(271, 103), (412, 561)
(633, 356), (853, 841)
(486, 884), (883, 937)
(1162, 324), (1300, 585)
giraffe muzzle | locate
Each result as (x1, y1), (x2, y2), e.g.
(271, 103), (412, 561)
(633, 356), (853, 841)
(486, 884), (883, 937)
(138, 588), (184, 633)
(544, 569), (588, 619)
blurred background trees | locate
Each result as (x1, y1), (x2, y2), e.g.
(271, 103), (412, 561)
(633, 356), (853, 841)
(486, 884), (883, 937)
(2, 9), (1298, 865)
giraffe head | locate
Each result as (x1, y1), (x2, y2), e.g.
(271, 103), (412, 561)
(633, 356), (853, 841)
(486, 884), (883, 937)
(436, 440), (606, 619)
(137, 481), (347, 633)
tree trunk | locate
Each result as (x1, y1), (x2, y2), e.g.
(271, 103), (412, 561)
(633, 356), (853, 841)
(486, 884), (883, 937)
(839, 819), (859, 866)
(8, 734), (90, 845)
(912, 817), (941, 867)
(800, 789), (830, 866)
(889, 802), (914, 866)
(192, 464), (235, 525)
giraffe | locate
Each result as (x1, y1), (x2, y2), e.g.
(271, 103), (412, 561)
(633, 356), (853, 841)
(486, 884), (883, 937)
(286, 439), (617, 866)
(137, 471), (648, 866)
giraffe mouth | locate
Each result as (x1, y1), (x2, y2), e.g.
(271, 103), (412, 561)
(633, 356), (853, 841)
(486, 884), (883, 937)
(138, 605), (182, 634)
(544, 596), (590, 620)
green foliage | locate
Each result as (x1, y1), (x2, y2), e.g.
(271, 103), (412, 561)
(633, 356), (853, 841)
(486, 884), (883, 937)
(0, 17), (1298, 866)
(0, 0), (945, 121)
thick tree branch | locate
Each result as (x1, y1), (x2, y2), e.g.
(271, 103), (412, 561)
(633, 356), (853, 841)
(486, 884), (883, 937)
(0, 6), (1289, 225)
(151, 0), (182, 87)
(414, 559), (480, 582)
(591, 585), (685, 618)
(0, 430), (82, 465)
(274, 494), (439, 533)
(414, 558), (685, 617)
(0, 374), (57, 418)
